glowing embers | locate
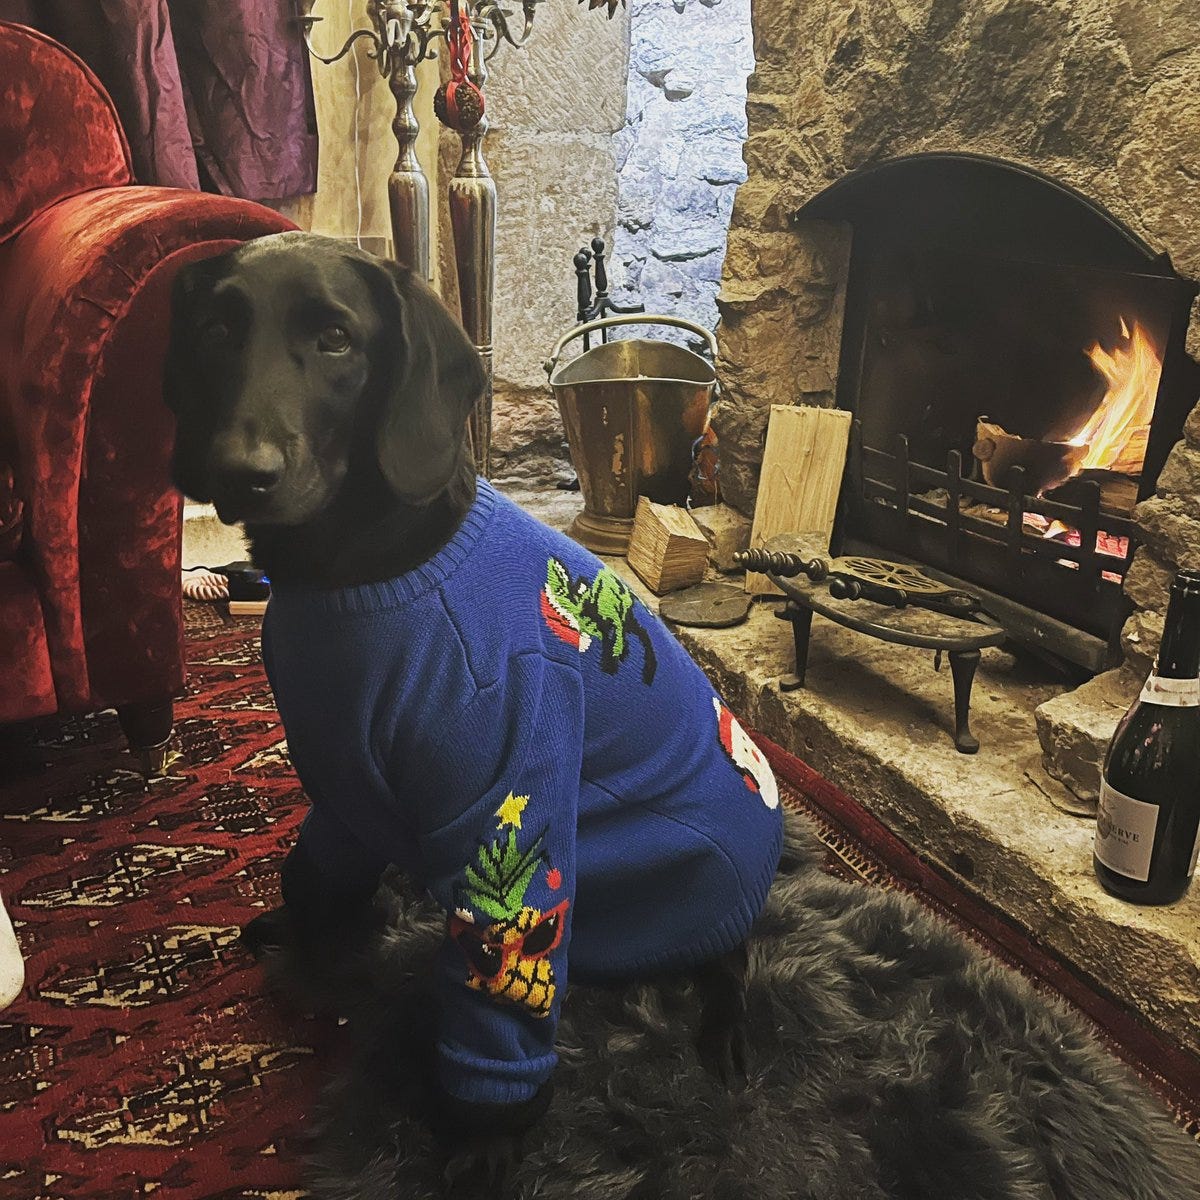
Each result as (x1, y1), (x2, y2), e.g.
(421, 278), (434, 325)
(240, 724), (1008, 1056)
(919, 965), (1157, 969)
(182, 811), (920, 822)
(1021, 512), (1128, 583)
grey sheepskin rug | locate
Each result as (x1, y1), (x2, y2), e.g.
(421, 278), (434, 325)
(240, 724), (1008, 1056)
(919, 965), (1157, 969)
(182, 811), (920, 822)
(262, 813), (1200, 1200)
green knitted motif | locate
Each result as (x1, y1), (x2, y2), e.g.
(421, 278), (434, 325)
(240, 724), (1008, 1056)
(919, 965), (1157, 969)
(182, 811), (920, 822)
(463, 822), (547, 923)
(542, 557), (658, 685)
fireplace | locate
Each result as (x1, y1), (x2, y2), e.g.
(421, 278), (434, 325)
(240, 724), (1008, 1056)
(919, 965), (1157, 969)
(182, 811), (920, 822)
(789, 155), (1198, 670)
(713, 0), (1200, 788)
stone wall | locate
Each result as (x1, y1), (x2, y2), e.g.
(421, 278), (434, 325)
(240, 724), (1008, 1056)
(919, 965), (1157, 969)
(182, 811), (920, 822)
(611, 0), (754, 347)
(719, 0), (1200, 686)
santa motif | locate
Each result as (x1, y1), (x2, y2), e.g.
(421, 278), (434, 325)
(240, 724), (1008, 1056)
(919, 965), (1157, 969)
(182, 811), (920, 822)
(713, 697), (779, 809)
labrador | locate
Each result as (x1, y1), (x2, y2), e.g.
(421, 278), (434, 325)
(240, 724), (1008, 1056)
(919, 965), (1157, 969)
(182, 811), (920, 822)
(165, 232), (781, 1191)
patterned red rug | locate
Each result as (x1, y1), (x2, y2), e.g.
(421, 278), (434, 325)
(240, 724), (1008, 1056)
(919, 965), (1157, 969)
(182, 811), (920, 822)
(1, 606), (1196, 1198)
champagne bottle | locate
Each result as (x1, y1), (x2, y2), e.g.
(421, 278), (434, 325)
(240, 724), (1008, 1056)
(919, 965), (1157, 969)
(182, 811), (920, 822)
(1094, 569), (1200, 905)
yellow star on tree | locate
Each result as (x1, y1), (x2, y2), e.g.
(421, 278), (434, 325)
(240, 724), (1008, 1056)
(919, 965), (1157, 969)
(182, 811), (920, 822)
(496, 792), (529, 829)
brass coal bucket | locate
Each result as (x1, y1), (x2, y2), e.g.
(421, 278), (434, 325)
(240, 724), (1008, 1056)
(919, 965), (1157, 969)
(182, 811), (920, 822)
(544, 314), (718, 554)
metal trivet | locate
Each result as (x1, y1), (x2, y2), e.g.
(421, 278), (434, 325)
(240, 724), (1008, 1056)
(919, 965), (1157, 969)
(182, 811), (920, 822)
(738, 537), (1005, 754)
(735, 548), (981, 617)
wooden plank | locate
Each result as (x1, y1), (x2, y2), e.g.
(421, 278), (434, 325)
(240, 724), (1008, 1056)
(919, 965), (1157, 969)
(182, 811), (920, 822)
(745, 405), (852, 595)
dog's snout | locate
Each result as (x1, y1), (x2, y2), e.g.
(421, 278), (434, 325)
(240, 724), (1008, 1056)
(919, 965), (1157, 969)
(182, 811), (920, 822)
(210, 441), (286, 514)
(236, 465), (284, 496)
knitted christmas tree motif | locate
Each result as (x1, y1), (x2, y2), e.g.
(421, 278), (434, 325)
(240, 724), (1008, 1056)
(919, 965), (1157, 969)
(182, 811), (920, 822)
(540, 557), (658, 685)
(449, 793), (568, 1019)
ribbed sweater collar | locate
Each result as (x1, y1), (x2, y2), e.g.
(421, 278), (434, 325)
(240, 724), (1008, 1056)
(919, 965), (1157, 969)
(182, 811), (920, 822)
(267, 479), (497, 615)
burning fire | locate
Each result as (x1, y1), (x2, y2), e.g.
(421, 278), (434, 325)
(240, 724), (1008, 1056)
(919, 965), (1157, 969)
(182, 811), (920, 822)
(1068, 317), (1162, 475)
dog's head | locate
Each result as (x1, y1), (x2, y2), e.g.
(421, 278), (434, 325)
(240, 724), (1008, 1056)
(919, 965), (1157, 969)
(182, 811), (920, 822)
(165, 231), (486, 526)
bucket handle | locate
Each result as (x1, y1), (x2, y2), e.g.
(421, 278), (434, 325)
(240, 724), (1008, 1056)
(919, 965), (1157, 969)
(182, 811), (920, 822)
(543, 314), (719, 376)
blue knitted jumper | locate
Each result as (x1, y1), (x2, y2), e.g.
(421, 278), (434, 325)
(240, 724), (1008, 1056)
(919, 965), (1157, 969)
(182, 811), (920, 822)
(261, 480), (783, 1107)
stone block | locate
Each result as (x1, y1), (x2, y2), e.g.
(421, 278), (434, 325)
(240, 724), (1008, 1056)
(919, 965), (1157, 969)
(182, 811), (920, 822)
(650, 178), (725, 260)
(492, 381), (565, 460)
(484, 129), (619, 395)
(690, 502), (752, 571)
(1155, 440), (1200, 510)
(1122, 546), (1174, 614)
(1122, 608), (1165, 678)
(483, 1), (630, 135)
(709, 402), (770, 517)
(1117, 62), (1200, 288)
(1134, 494), (1200, 571)
(1035, 669), (1137, 806)
(1111, 0), (1195, 75)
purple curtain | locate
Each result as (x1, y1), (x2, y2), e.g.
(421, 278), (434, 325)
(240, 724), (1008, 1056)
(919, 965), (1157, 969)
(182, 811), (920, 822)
(1, 0), (317, 201)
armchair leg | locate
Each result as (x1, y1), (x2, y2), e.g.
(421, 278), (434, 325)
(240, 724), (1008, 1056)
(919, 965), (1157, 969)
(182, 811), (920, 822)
(116, 699), (175, 777)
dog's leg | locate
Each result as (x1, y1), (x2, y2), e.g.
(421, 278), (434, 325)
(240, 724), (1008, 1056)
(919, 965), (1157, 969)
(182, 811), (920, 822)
(693, 943), (750, 1087)
(241, 810), (387, 960)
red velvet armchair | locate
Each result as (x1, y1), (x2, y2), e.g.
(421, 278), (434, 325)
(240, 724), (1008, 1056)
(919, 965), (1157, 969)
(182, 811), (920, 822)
(0, 21), (297, 767)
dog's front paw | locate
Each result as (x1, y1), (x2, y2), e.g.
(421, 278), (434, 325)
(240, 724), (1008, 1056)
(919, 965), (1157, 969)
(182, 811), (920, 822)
(442, 1132), (524, 1197)
(239, 906), (297, 958)
(429, 1081), (551, 1197)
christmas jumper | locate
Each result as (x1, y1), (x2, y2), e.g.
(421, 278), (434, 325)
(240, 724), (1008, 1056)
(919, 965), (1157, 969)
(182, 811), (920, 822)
(261, 479), (783, 1107)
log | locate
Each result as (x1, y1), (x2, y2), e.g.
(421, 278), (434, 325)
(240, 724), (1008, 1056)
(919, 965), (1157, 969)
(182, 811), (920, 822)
(626, 497), (710, 595)
(745, 405), (852, 595)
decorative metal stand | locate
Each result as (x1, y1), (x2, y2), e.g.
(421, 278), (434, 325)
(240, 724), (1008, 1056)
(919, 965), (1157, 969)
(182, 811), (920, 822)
(289, 1), (540, 477)
(292, 1), (446, 279)
(743, 534), (1005, 755)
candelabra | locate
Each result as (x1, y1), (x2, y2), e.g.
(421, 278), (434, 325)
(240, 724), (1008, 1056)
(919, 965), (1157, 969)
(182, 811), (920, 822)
(293, 1), (624, 476)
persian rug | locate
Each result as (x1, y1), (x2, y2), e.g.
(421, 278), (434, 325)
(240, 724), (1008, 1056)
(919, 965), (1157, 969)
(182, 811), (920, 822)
(0, 608), (330, 1200)
(1, 605), (1196, 1199)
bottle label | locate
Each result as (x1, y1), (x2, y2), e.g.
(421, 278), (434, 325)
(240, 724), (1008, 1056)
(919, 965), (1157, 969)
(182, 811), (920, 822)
(1139, 673), (1200, 707)
(1095, 779), (1159, 883)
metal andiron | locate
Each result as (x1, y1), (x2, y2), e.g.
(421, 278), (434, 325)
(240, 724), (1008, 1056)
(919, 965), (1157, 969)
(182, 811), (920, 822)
(737, 537), (1004, 755)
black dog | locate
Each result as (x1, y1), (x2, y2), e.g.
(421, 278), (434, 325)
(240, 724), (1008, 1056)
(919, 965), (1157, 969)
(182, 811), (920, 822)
(165, 232), (762, 1192)
(167, 231), (483, 586)
(165, 235), (1200, 1200)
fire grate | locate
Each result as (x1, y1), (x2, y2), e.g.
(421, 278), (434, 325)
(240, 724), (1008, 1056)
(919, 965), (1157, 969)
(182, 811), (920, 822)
(843, 420), (1139, 669)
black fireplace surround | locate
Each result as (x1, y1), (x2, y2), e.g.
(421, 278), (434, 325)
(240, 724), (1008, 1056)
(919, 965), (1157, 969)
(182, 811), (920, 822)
(800, 154), (1200, 671)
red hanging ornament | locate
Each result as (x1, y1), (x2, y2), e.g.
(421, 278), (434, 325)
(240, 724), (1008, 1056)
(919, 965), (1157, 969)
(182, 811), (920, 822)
(434, 3), (485, 133)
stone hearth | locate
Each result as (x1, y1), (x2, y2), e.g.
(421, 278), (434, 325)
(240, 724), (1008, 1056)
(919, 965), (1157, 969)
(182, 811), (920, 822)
(713, 0), (1200, 802)
(508, 484), (1200, 1060)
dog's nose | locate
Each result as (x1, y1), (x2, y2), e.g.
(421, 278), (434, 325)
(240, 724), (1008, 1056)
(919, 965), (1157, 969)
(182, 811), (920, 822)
(230, 465), (283, 497)
(212, 444), (286, 503)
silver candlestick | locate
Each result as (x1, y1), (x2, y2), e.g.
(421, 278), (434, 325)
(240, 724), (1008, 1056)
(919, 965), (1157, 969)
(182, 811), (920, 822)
(292, 0), (444, 279)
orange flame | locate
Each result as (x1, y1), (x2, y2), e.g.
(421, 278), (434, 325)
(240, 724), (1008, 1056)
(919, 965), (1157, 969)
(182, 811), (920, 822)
(1068, 318), (1161, 475)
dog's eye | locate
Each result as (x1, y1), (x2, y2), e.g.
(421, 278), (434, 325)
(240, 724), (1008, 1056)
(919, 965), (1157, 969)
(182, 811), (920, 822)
(317, 325), (352, 354)
(200, 321), (230, 346)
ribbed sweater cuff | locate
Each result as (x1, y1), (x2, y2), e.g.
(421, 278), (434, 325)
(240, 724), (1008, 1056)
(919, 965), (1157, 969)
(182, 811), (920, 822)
(437, 1042), (556, 1107)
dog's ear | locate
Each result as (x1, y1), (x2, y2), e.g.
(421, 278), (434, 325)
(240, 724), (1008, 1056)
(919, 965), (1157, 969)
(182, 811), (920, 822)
(162, 255), (224, 414)
(362, 260), (486, 504)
